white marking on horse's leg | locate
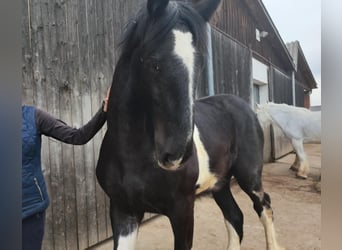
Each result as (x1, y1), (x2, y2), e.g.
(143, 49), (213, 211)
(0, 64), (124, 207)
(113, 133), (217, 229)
(193, 125), (218, 194)
(260, 209), (284, 250)
(290, 154), (300, 171)
(292, 138), (309, 178)
(297, 159), (310, 179)
(224, 220), (241, 250)
(117, 227), (138, 250)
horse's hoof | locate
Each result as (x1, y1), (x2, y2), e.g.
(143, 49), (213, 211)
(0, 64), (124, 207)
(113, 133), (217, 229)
(269, 245), (286, 250)
(289, 166), (298, 172)
(296, 173), (307, 179)
(314, 182), (321, 192)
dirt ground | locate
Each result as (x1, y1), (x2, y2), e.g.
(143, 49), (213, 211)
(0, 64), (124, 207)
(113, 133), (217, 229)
(93, 144), (321, 250)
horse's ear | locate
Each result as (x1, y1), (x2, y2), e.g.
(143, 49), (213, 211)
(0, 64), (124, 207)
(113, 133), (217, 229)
(147, 0), (169, 18)
(194, 0), (221, 22)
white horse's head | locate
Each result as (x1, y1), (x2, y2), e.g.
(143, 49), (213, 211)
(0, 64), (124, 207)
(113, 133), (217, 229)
(255, 103), (274, 128)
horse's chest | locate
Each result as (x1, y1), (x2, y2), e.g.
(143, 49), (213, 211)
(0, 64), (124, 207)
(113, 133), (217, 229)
(193, 126), (219, 194)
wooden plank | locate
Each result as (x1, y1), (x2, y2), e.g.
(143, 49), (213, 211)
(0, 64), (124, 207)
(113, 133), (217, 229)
(27, 0), (56, 249)
(47, 0), (68, 248)
(84, 0), (100, 246)
(22, 0), (35, 106)
(45, 91), (66, 250)
(83, 94), (99, 246)
(39, 0), (57, 248)
(73, 79), (89, 250)
(92, 0), (108, 243)
(62, 1), (79, 248)
(60, 89), (78, 250)
(42, 0), (59, 247)
(271, 124), (294, 160)
(74, 0), (92, 248)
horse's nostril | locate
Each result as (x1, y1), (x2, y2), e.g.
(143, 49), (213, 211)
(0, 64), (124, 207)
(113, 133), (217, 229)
(162, 153), (173, 166)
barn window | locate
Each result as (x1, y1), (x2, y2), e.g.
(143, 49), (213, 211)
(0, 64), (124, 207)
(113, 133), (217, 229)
(252, 58), (269, 109)
(253, 84), (260, 108)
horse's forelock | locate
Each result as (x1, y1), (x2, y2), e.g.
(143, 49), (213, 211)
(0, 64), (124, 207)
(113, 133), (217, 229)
(119, 1), (207, 59)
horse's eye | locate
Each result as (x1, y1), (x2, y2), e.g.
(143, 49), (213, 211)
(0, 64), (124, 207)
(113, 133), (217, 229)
(152, 63), (161, 73)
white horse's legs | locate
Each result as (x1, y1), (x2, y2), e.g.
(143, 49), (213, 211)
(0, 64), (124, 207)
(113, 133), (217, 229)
(289, 154), (300, 171)
(291, 139), (309, 179)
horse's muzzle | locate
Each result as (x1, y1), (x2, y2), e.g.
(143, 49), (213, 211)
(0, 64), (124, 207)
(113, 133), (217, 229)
(157, 156), (183, 171)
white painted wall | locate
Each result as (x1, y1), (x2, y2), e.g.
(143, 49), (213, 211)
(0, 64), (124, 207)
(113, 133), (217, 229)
(252, 58), (269, 107)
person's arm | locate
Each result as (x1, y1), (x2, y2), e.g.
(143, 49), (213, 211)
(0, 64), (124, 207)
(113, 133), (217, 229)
(36, 103), (107, 145)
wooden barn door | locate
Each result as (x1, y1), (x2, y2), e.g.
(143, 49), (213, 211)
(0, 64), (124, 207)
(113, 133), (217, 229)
(22, 0), (142, 249)
(211, 28), (251, 102)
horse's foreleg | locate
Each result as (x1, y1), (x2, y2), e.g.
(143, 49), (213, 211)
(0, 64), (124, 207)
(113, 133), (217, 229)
(168, 196), (195, 250)
(258, 193), (285, 250)
(212, 181), (243, 250)
(291, 138), (309, 179)
(249, 190), (285, 250)
(110, 202), (142, 250)
(289, 153), (300, 172)
(235, 165), (284, 250)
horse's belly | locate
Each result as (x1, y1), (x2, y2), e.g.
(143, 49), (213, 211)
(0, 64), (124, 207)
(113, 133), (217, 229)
(193, 125), (219, 194)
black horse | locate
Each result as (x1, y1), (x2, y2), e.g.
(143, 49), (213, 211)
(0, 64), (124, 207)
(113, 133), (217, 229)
(96, 0), (283, 249)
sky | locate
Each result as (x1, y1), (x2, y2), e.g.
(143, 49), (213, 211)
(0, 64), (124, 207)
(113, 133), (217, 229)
(262, 0), (321, 106)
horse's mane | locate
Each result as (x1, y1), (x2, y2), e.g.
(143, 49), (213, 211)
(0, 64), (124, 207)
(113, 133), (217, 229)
(261, 102), (312, 114)
(118, 1), (208, 60)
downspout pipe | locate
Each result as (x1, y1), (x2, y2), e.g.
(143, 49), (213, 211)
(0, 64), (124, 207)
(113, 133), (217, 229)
(206, 23), (215, 96)
(292, 70), (296, 106)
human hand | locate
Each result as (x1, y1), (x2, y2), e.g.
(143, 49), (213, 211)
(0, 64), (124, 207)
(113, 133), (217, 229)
(103, 87), (111, 112)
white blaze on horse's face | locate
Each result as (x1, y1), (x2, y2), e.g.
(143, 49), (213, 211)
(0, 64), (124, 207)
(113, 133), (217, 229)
(173, 29), (195, 94)
(158, 29), (195, 170)
(173, 28), (195, 125)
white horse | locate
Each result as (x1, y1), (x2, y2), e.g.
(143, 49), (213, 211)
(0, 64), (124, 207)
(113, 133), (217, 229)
(256, 102), (321, 179)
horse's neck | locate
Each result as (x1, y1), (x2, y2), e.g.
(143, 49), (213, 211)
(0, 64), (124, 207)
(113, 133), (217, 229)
(108, 77), (153, 151)
(109, 59), (142, 126)
(256, 109), (272, 127)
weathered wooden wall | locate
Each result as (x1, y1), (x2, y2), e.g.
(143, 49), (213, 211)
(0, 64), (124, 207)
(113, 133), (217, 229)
(22, 0), (143, 249)
(212, 0), (292, 72)
(272, 67), (293, 105)
(22, 0), (299, 248)
(211, 28), (251, 102)
(271, 124), (294, 160)
(295, 81), (305, 107)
